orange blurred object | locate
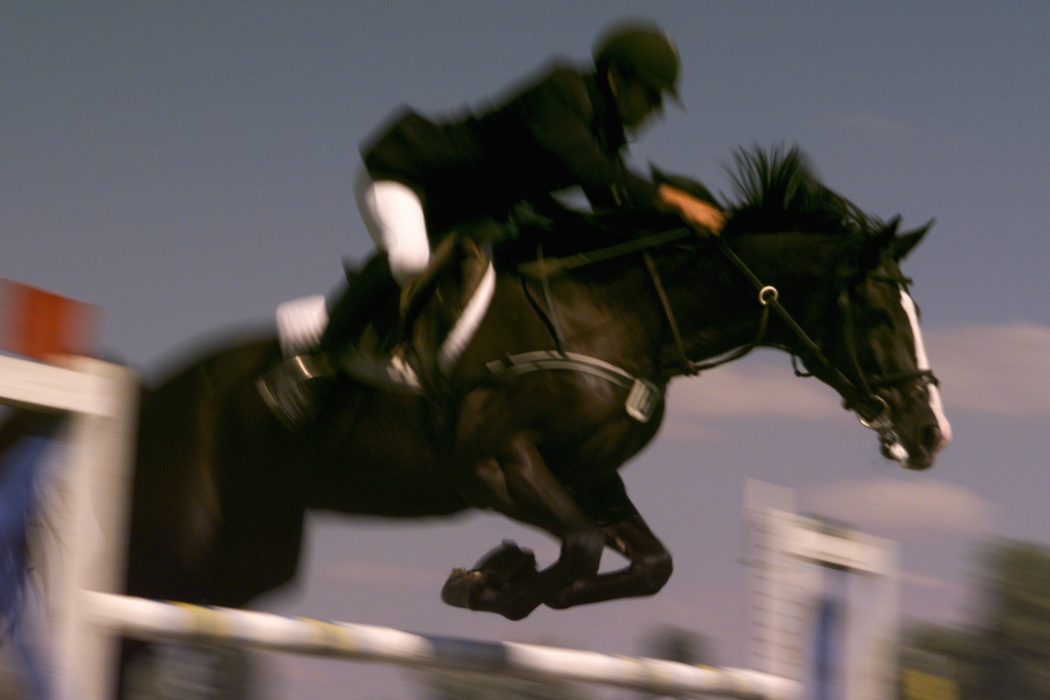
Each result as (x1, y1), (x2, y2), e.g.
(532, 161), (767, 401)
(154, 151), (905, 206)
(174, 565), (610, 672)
(1, 279), (98, 361)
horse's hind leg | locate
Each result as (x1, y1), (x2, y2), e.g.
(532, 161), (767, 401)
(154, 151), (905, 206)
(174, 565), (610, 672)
(442, 432), (604, 620)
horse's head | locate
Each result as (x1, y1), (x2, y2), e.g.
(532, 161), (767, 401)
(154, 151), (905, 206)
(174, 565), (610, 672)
(711, 146), (950, 470)
(810, 219), (951, 470)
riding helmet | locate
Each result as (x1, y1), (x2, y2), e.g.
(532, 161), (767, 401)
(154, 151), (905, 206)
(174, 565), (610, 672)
(593, 21), (680, 100)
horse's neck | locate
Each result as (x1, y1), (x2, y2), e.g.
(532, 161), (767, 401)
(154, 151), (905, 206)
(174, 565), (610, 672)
(523, 232), (843, 380)
(655, 233), (844, 369)
(549, 267), (667, 375)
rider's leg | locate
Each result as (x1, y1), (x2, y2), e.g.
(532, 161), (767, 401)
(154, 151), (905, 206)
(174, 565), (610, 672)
(320, 253), (400, 356)
(320, 173), (431, 351)
(355, 173), (430, 286)
(258, 173), (430, 428)
(320, 173), (430, 348)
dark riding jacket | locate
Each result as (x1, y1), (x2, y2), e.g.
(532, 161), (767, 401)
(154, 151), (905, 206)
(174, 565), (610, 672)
(361, 62), (661, 234)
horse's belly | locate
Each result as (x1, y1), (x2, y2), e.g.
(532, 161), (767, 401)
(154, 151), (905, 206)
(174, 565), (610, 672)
(304, 404), (467, 518)
(309, 464), (468, 518)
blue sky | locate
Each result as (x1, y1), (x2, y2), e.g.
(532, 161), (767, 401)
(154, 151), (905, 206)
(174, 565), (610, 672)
(3, 3), (1049, 698)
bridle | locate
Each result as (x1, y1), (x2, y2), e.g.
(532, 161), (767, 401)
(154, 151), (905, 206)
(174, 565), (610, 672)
(646, 232), (939, 442)
(511, 225), (939, 440)
(836, 272), (939, 431)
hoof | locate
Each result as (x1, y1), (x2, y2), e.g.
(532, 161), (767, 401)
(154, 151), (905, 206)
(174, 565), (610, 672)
(441, 568), (484, 608)
(473, 540), (537, 587)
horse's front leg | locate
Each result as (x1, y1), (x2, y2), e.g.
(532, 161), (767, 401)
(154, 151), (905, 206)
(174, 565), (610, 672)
(442, 432), (604, 621)
(544, 513), (672, 608)
(545, 475), (672, 609)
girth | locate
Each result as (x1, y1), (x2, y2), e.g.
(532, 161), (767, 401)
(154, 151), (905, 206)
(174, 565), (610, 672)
(485, 351), (662, 423)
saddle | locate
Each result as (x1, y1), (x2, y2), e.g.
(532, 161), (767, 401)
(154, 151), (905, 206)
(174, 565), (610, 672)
(273, 203), (681, 398)
(339, 227), (496, 395)
(273, 208), (671, 423)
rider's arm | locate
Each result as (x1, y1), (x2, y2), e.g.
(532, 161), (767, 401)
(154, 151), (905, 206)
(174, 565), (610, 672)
(656, 184), (726, 235)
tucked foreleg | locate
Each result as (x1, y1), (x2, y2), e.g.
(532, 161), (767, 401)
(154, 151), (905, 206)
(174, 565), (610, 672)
(442, 432), (605, 620)
(545, 475), (672, 609)
(544, 513), (672, 608)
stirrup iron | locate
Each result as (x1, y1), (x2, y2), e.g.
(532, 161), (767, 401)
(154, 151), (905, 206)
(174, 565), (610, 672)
(257, 354), (333, 429)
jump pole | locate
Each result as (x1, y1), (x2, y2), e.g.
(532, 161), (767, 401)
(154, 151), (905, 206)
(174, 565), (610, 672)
(743, 480), (901, 700)
(85, 591), (800, 699)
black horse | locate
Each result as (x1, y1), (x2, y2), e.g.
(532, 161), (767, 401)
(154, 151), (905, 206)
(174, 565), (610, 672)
(112, 147), (948, 625)
(0, 150), (949, 659)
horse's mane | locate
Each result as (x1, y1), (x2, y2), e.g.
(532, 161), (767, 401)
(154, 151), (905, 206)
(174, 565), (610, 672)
(495, 145), (888, 273)
(651, 145), (886, 242)
(719, 145), (884, 240)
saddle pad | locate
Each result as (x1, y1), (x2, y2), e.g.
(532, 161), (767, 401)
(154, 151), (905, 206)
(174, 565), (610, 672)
(276, 295), (328, 357)
(437, 261), (496, 375)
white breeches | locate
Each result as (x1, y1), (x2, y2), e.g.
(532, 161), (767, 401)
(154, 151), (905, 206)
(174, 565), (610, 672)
(354, 169), (430, 286)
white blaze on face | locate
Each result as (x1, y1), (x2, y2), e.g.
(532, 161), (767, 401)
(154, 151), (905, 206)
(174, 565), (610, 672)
(899, 288), (953, 450)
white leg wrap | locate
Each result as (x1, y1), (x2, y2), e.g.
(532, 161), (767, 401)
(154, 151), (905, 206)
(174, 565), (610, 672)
(355, 170), (430, 285)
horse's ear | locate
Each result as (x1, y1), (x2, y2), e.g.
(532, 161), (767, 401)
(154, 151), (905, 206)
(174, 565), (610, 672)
(889, 219), (934, 261)
(847, 217), (898, 275)
(877, 216), (901, 246)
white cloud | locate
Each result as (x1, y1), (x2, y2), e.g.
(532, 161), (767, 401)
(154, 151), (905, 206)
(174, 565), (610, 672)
(666, 356), (845, 420)
(660, 355), (856, 440)
(659, 323), (1050, 437)
(803, 478), (995, 538)
(850, 113), (916, 136)
(822, 110), (918, 137)
(924, 322), (1050, 415)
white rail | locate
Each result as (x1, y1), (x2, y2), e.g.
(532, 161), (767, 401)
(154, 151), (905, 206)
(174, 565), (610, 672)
(85, 592), (800, 700)
(0, 354), (118, 416)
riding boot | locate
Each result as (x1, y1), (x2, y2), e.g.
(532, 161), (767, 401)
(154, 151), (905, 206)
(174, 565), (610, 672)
(258, 254), (398, 429)
(322, 253), (400, 355)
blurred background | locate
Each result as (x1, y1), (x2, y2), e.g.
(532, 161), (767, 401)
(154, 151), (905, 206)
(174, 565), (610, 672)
(2, 2), (1049, 698)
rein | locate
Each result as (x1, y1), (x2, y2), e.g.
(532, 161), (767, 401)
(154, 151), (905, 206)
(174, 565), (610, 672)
(711, 235), (940, 436)
(517, 227), (695, 278)
(643, 250), (771, 378)
(711, 236), (883, 422)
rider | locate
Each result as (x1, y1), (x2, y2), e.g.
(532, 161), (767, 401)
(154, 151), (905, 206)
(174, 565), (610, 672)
(260, 20), (726, 428)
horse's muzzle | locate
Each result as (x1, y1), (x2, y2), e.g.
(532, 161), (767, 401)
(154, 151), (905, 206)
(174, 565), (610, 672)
(889, 423), (944, 471)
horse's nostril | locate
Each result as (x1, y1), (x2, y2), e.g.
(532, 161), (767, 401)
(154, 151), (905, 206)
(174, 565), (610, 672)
(922, 424), (942, 452)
